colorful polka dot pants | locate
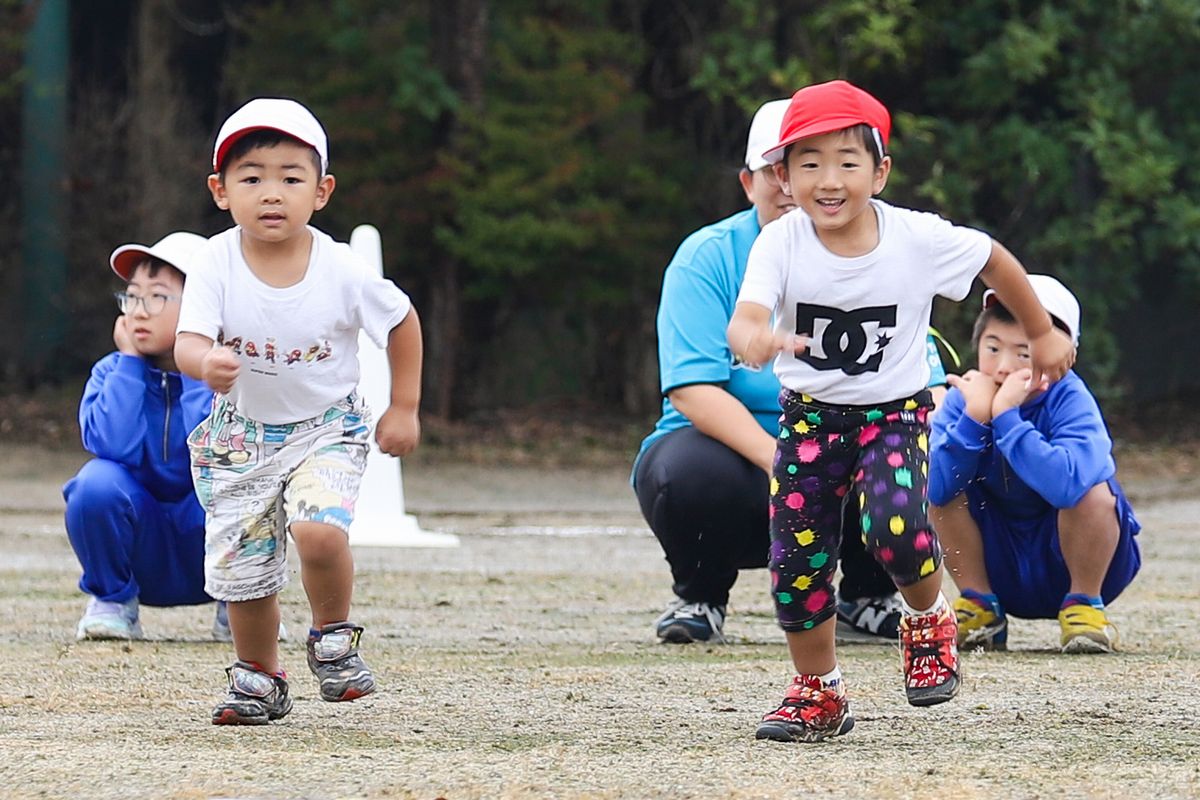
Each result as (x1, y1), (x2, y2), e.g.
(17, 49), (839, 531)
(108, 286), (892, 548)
(769, 389), (940, 632)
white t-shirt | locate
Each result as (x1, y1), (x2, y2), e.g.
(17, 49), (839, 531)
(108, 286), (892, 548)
(177, 226), (412, 423)
(738, 200), (990, 404)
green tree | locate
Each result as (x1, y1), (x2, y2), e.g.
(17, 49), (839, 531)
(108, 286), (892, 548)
(670, 0), (1200, 404)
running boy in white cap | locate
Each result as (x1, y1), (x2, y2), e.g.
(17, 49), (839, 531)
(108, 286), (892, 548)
(175, 97), (424, 725)
(726, 79), (1075, 742)
(929, 274), (1140, 654)
(65, 232), (213, 641)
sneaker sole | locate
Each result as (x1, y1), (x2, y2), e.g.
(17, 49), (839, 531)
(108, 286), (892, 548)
(319, 680), (376, 702)
(212, 708), (269, 726)
(1061, 634), (1114, 654)
(77, 624), (145, 641)
(906, 676), (960, 707)
(656, 623), (712, 644)
(755, 715), (855, 743)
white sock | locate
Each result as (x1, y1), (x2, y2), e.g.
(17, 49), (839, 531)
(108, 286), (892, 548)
(817, 665), (843, 691)
(902, 592), (948, 617)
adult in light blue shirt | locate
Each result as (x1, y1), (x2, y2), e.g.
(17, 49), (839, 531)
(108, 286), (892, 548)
(633, 100), (948, 644)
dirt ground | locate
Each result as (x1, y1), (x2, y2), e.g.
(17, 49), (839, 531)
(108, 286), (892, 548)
(1, 442), (1198, 800)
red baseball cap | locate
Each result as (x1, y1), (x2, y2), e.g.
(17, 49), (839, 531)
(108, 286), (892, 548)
(761, 80), (891, 165)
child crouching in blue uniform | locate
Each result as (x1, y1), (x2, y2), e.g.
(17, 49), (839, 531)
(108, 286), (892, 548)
(929, 274), (1140, 653)
(64, 232), (217, 640)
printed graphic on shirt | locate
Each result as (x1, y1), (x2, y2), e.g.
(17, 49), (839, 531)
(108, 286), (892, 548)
(794, 302), (898, 375)
(219, 333), (333, 378)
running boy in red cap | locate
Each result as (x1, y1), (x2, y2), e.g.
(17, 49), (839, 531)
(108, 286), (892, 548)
(175, 97), (424, 725)
(727, 79), (1075, 742)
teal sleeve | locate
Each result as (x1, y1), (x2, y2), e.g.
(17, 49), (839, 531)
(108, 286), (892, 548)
(925, 334), (947, 388)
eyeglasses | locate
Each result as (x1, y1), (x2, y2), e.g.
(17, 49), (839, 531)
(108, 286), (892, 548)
(114, 292), (181, 315)
(757, 166), (782, 188)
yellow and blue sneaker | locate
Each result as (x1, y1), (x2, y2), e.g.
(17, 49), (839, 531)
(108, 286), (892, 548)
(1059, 598), (1118, 654)
(953, 589), (1007, 651)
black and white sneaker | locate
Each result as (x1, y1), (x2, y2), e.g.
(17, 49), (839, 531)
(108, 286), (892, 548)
(212, 661), (292, 725)
(653, 598), (727, 644)
(835, 594), (903, 645)
(306, 622), (376, 701)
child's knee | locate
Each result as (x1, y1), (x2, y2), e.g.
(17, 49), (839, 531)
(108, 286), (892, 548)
(1060, 482), (1117, 527)
(290, 521), (350, 562)
(64, 459), (136, 512)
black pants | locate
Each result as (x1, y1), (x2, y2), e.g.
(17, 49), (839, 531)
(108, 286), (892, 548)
(634, 425), (896, 607)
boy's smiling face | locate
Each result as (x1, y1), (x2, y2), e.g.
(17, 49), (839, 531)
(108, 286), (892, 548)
(207, 140), (334, 245)
(775, 128), (891, 254)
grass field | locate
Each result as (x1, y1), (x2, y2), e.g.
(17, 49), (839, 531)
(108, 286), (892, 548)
(2, 444), (1198, 799)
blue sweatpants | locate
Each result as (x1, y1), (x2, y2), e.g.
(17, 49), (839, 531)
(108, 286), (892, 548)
(968, 476), (1141, 619)
(62, 459), (211, 607)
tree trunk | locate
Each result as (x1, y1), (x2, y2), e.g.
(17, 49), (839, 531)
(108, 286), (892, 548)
(131, 0), (201, 236)
(426, 0), (487, 420)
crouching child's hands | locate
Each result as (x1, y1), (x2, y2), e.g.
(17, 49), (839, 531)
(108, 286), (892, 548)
(992, 368), (1049, 418)
(947, 369), (999, 424)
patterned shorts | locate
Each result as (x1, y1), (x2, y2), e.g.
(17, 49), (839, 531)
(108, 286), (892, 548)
(188, 394), (371, 602)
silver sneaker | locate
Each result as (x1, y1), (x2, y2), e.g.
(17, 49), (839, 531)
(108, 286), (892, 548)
(306, 622), (376, 701)
(212, 661), (292, 725)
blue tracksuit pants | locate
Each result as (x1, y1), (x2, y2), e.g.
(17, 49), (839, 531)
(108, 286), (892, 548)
(62, 458), (211, 607)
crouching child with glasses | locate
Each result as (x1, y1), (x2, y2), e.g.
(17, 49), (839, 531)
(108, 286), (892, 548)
(63, 232), (221, 642)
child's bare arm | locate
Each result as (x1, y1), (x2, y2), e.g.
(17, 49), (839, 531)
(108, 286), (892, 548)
(978, 241), (1074, 386)
(375, 310), (423, 457)
(175, 332), (239, 393)
(726, 302), (807, 370)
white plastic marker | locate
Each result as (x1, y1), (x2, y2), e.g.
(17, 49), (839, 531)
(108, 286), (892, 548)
(347, 224), (459, 548)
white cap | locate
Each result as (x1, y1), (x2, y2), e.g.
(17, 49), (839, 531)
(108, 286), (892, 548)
(744, 99), (791, 171)
(212, 97), (328, 173)
(110, 231), (207, 281)
(983, 273), (1080, 346)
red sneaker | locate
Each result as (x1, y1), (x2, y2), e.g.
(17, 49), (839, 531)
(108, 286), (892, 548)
(755, 674), (854, 742)
(900, 603), (960, 706)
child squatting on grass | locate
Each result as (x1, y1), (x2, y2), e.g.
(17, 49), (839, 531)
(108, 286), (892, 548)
(174, 98), (424, 725)
(929, 274), (1141, 654)
(64, 232), (214, 642)
(725, 80), (1075, 742)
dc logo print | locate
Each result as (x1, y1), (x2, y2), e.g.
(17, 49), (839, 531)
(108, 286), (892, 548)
(794, 302), (898, 375)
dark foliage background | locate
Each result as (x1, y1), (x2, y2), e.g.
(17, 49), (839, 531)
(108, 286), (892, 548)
(4, 0), (1199, 428)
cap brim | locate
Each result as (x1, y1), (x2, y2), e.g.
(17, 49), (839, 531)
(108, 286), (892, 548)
(213, 125), (323, 172)
(762, 116), (883, 164)
(109, 240), (195, 280)
(109, 245), (152, 281)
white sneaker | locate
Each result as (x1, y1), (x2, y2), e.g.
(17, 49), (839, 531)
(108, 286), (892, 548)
(212, 601), (289, 642)
(76, 596), (143, 641)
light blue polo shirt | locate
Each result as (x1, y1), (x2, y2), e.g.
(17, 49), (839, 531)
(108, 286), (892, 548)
(634, 206), (948, 482)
